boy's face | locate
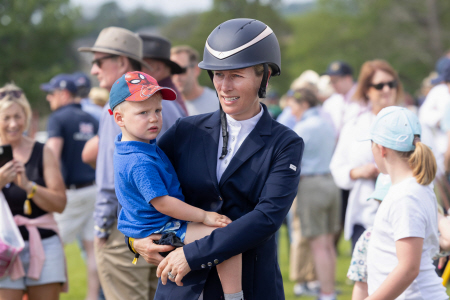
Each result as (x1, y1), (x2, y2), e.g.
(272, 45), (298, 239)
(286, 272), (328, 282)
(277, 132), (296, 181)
(114, 93), (163, 143)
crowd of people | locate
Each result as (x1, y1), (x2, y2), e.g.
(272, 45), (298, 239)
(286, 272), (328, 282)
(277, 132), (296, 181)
(0, 17), (450, 300)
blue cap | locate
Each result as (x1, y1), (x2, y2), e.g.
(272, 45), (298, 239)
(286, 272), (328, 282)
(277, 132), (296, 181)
(324, 61), (353, 76)
(363, 106), (421, 152)
(72, 72), (91, 89)
(431, 57), (450, 85)
(40, 74), (77, 95)
(367, 173), (391, 201)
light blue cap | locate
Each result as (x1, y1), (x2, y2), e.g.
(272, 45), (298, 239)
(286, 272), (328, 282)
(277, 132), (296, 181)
(365, 106), (421, 152)
(367, 173), (391, 201)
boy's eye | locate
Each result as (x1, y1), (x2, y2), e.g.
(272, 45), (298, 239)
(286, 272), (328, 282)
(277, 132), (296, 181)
(140, 111), (147, 115)
(156, 109), (161, 113)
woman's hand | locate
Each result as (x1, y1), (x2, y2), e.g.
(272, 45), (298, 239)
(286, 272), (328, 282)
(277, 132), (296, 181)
(157, 247), (191, 286)
(203, 211), (232, 228)
(13, 160), (32, 194)
(350, 163), (379, 180)
(0, 160), (18, 188)
(133, 234), (175, 266)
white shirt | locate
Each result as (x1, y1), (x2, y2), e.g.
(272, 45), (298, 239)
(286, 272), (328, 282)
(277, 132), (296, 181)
(419, 83), (450, 177)
(367, 177), (447, 300)
(216, 105), (264, 182)
(329, 109), (379, 239)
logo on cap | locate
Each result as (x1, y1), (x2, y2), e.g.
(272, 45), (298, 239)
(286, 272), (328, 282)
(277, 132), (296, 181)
(331, 62), (340, 71)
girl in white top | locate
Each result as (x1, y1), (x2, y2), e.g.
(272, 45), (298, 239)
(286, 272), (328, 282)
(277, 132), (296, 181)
(366, 106), (448, 300)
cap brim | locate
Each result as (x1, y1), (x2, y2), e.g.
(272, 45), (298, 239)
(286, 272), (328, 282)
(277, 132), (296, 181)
(77, 46), (153, 73)
(431, 75), (444, 85)
(40, 83), (55, 92)
(125, 86), (177, 102)
(367, 190), (385, 201)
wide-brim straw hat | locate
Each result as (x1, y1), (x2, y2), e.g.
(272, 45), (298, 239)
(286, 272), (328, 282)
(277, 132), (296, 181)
(78, 27), (152, 71)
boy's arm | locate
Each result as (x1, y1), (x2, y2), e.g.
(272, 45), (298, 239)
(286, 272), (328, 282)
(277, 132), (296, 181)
(151, 195), (231, 227)
(365, 237), (423, 300)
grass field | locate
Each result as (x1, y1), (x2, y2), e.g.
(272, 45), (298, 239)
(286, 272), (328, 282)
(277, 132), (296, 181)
(60, 225), (448, 300)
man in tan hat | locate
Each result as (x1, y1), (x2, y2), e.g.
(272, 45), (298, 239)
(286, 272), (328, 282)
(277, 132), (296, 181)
(79, 26), (172, 300)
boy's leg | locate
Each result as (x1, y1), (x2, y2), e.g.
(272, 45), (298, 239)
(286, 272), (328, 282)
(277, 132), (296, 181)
(185, 222), (242, 294)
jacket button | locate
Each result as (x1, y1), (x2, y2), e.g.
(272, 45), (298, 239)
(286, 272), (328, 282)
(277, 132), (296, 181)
(214, 259), (219, 264)
(201, 264), (206, 268)
(207, 262), (212, 266)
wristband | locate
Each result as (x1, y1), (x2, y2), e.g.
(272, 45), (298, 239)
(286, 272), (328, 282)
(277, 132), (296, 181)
(24, 182), (37, 215)
(125, 236), (140, 265)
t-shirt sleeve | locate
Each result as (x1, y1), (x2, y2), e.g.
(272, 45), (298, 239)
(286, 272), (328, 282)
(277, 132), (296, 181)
(47, 114), (63, 138)
(130, 161), (168, 203)
(389, 195), (427, 241)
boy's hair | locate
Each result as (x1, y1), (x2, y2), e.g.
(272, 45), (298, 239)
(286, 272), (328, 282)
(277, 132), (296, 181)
(396, 137), (437, 185)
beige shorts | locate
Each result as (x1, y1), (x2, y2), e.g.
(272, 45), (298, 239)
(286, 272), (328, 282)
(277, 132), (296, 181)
(296, 174), (341, 238)
(54, 184), (96, 244)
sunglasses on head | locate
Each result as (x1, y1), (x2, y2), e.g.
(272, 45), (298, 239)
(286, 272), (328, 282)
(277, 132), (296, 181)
(0, 90), (23, 99)
(371, 80), (397, 90)
(91, 54), (118, 68)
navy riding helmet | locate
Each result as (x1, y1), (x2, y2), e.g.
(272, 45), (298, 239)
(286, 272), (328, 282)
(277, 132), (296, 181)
(199, 18), (281, 158)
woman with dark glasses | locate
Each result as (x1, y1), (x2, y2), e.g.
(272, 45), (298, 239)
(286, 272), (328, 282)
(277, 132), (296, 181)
(0, 83), (67, 300)
(330, 60), (403, 250)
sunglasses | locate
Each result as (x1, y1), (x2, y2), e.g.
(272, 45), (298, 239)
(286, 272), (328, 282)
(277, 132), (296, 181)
(370, 80), (397, 90)
(0, 90), (23, 99)
(91, 54), (118, 68)
(179, 64), (197, 74)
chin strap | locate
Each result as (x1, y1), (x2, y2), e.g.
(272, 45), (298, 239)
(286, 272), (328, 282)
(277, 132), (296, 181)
(208, 70), (228, 159)
(258, 63), (269, 98)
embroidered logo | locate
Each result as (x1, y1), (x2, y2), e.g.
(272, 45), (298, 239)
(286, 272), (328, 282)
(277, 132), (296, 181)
(289, 164), (297, 171)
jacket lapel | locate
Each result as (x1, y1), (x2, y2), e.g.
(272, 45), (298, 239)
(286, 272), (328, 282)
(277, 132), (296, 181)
(202, 110), (221, 189)
(219, 104), (272, 187)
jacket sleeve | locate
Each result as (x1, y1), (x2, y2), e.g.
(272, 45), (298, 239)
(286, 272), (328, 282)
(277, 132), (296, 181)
(183, 135), (304, 271)
(329, 122), (355, 190)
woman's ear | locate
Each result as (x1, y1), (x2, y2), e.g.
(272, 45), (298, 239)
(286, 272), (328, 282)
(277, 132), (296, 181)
(379, 144), (388, 158)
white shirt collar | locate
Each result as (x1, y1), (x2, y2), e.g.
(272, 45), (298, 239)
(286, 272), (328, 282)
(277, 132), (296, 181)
(225, 104), (264, 133)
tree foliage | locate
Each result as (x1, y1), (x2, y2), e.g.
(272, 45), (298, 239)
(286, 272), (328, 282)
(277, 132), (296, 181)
(0, 0), (79, 110)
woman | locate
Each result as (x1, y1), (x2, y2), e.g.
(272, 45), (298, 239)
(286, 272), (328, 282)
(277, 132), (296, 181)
(133, 19), (304, 299)
(289, 88), (340, 300)
(330, 59), (403, 250)
(0, 83), (67, 300)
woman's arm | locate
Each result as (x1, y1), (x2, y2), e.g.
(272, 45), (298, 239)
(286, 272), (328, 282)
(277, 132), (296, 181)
(366, 237), (423, 300)
(15, 145), (66, 213)
(82, 135), (99, 168)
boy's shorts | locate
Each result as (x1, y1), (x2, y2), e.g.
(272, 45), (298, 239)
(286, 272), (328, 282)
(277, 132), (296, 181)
(154, 220), (188, 242)
(0, 235), (66, 290)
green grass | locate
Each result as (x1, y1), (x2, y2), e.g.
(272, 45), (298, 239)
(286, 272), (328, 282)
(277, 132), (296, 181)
(60, 225), (449, 299)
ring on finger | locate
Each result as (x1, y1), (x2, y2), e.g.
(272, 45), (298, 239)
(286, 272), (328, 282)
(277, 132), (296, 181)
(168, 271), (176, 280)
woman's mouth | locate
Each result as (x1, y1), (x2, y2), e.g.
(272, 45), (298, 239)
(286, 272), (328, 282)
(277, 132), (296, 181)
(222, 96), (239, 103)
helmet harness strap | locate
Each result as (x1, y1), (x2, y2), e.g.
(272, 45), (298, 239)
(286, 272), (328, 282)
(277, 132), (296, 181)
(258, 63), (269, 98)
(207, 70), (229, 159)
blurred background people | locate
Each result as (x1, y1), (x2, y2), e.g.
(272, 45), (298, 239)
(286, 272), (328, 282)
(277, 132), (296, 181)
(0, 83), (67, 300)
(72, 72), (103, 122)
(88, 87), (109, 108)
(330, 59), (403, 250)
(40, 74), (100, 300)
(170, 45), (219, 115)
(289, 88), (339, 300)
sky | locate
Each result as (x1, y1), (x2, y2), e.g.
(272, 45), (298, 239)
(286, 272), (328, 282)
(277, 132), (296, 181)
(70, 0), (312, 17)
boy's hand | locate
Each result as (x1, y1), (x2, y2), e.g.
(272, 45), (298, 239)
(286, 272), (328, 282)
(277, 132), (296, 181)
(202, 211), (232, 227)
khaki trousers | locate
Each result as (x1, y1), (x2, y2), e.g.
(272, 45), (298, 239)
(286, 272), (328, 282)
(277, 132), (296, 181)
(289, 198), (317, 282)
(94, 221), (158, 300)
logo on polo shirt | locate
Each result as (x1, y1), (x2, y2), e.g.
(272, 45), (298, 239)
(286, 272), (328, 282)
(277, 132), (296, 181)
(74, 122), (95, 141)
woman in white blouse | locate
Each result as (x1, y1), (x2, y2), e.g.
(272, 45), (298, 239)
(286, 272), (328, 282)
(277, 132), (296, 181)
(330, 59), (403, 250)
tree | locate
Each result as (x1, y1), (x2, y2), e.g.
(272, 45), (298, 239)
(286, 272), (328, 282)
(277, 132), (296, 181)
(0, 0), (79, 110)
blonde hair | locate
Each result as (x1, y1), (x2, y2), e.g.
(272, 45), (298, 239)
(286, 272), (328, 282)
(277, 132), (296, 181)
(89, 87), (109, 107)
(397, 138), (437, 185)
(0, 83), (32, 130)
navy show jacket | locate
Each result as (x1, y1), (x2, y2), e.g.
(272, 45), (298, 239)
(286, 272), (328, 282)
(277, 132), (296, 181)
(156, 103), (304, 299)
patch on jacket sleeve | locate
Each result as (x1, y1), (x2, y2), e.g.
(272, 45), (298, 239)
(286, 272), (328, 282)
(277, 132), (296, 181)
(289, 164), (297, 171)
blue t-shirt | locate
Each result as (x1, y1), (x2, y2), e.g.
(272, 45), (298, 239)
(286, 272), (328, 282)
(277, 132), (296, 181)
(114, 133), (185, 238)
(47, 103), (98, 185)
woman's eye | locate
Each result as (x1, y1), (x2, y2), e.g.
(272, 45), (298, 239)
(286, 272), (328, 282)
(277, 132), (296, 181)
(214, 72), (223, 77)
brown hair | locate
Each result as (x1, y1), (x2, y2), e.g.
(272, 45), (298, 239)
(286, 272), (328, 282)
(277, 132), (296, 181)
(171, 45), (200, 65)
(353, 59), (404, 104)
(253, 64), (273, 77)
(397, 137), (437, 185)
(291, 88), (319, 108)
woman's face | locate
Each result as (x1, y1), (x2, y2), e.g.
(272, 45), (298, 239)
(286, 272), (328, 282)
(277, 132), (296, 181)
(0, 102), (26, 143)
(213, 67), (263, 121)
(366, 70), (397, 115)
(289, 100), (309, 120)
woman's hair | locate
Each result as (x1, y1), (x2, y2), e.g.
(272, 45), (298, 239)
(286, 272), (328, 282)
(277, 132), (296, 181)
(397, 137), (437, 185)
(0, 83), (32, 130)
(353, 59), (404, 104)
(291, 88), (319, 108)
(253, 64), (273, 77)
(89, 87), (109, 107)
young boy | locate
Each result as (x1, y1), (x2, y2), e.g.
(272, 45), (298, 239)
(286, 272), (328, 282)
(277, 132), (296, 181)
(110, 71), (243, 300)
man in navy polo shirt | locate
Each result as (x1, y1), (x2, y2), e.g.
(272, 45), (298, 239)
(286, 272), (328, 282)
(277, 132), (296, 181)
(41, 74), (100, 300)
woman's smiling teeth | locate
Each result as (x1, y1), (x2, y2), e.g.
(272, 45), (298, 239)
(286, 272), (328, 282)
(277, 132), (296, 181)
(223, 96), (239, 102)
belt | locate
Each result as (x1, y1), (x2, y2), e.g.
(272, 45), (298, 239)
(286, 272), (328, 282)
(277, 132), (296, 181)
(66, 181), (95, 190)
